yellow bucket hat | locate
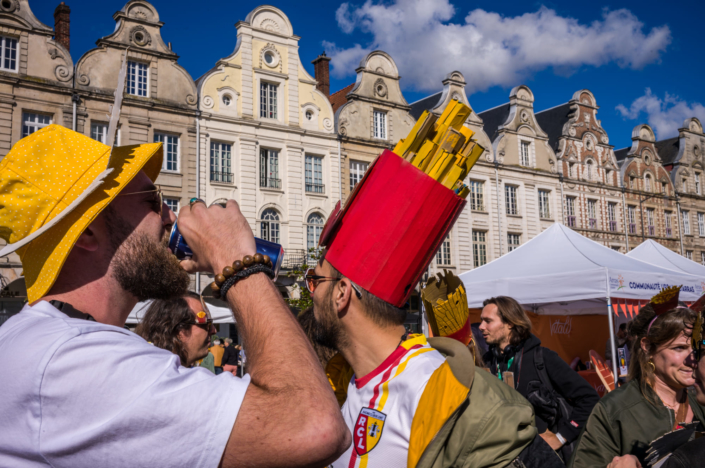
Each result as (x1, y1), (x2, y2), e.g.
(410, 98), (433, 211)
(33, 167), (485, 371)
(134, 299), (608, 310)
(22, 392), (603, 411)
(0, 124), (163, 302)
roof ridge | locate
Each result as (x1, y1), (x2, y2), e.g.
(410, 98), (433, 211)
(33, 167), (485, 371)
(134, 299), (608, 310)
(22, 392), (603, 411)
(535, 102), (570, 115)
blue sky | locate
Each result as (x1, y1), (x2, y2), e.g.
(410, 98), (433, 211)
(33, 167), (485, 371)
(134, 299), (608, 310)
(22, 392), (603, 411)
(31, 0), (704, 150)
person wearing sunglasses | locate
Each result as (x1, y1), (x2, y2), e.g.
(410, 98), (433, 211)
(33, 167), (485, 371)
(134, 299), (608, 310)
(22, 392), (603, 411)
(135, 292), (217, 368)
(0, 126), (350, 468)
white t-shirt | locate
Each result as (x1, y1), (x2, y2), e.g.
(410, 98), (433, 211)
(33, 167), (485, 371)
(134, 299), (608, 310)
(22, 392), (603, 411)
(0, 301), (250, 468)
(331, 338), (445, 468)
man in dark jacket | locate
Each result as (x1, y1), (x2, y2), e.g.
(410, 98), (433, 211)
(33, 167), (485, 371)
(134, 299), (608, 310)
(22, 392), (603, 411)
(480, 296), (599, 462)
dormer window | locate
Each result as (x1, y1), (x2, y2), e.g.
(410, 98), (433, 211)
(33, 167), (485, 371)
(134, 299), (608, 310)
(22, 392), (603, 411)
(0, 36), (17, 72)
(373, 110), (387, 140)
(127, 61), (149, 97)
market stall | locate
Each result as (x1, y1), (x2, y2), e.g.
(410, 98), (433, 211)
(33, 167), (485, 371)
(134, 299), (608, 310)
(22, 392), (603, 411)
(126, 300), (235, 325)
(627, 239), (705, 279)
(458, 224), (702, 377)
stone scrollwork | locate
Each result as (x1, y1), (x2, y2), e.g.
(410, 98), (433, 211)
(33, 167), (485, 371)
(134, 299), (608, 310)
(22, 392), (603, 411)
(77, 74), (90, 86)
(54, 65), (72, 82)
(186, 94), (197, 106)
(339, 118), (348, 136)
(202, 95), (214, 109)
(323, 118), (333, 131)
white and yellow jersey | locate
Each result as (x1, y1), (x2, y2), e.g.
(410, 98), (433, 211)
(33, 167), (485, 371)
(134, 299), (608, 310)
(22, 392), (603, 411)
(331, 335), (445, 468)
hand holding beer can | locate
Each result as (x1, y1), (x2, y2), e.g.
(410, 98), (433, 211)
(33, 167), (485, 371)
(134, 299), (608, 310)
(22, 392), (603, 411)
(168, 222), (284, 281)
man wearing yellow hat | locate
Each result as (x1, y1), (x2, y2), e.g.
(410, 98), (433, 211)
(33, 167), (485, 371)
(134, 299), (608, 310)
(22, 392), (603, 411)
(0, 125), (349, 467)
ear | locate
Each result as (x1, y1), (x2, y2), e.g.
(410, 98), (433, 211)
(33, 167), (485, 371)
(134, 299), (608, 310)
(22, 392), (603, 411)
(74, 225), (99, 252)
(178, 328), (191, 341)
(640, 337), (650, 355)
(334, 277), (354, 316)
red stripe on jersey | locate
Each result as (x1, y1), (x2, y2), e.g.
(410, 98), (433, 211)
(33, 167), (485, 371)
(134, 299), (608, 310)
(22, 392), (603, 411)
(347, 344), (423, 467)
(355, 344), (422, 389)
(348, 451), (358, 468)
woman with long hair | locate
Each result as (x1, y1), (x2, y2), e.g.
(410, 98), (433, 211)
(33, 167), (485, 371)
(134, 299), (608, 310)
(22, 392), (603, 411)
(570, 289), (703, 468)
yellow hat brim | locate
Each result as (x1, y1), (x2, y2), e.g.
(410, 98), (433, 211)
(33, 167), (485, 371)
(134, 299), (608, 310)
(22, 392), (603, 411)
(22, 143), (164, 302)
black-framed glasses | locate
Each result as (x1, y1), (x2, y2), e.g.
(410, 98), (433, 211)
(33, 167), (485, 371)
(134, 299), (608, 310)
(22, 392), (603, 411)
(304, 268), (362, 299)
(117, 187), (164, 217)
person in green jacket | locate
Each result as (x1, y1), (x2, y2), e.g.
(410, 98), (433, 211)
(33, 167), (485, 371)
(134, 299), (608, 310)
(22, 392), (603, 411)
(570, 289), (701, 468)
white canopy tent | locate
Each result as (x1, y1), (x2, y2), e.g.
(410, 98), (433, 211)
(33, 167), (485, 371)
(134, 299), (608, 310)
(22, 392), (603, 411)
(126, 300), (235, 325)
(458, 224), (703, 377)
(627, 239), (705, 279)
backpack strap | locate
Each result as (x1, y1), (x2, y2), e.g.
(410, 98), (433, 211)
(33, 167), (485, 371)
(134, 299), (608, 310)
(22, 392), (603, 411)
(534, 347), (554, 392)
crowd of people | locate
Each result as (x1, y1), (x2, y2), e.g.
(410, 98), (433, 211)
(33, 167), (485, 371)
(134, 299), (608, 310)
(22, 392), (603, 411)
(0, 124), (704, 468)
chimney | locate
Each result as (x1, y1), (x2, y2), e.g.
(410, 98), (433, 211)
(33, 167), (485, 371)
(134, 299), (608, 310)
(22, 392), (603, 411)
(54, 2), (71, 52)
(312, 52), (331, 98)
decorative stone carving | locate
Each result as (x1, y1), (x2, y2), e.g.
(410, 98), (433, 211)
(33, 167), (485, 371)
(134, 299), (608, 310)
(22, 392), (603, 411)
(54, 65), (71, 82)
(695, 145), (701, 159)
(186, 94), (197, 106)
(373, 78), (388, 98)
(452, 92), (462, 101)
(202, 95), (214, 109)
(129, 6), (151, 20)
(260, 43), (281, 70)
(601, 135), (609, 144)
(260, 18), (280, 32)
(77, 73), (90, 86)
(0, 0), (19, 13)
(520, 111), (529, 123)
(130, 26), (152, 47)
(323, 118), (333, 131)
(48, 48), (59, 59)
(569, 127), (576, 137)
(339, 118), (348, 136)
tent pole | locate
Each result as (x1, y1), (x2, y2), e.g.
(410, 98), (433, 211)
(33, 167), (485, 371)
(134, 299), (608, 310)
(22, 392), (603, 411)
(605, 268), (619, 381)
(606, 297), (619, 382)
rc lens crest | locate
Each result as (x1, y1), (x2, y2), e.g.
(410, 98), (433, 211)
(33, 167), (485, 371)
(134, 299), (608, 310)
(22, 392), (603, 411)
(354, 407), (386, 455)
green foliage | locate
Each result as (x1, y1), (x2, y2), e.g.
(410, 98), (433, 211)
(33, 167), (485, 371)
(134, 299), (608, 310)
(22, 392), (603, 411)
(286, 247), (322, 313)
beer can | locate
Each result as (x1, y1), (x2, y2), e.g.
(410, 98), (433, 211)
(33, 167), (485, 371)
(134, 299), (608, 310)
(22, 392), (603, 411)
(168, 222), (284, 281)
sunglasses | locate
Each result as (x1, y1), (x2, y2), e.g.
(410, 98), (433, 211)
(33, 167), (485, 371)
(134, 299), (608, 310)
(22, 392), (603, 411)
(304, 268), (362, 299)
(117, 187), (164, 217)
(188, 318), (214, 332)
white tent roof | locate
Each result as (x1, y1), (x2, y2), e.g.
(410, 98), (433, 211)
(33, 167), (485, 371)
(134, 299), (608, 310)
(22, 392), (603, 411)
(126, 300), (235, 325)
(627, 239), (705, 279)
(458, 224), (703, 308)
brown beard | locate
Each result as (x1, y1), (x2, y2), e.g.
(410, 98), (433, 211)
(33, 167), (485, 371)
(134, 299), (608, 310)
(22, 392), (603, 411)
(312, 284), (348, 351)
(105, 206), (190, 301)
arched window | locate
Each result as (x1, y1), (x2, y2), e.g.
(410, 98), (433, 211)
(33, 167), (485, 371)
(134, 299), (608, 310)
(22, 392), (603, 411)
(260, 209), (280, 244)
(644, 174), (652, 192)
(306, 213), (324, 252)
(586, 160), (594, 181)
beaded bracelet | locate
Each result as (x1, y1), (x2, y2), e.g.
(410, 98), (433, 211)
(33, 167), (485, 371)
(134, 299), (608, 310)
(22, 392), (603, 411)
(211, 253), (275, 299)
(214, 264), (274, 299)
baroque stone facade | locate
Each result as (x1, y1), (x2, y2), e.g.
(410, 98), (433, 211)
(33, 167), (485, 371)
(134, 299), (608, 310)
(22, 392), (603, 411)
(74, 0), (198, 214)
(1, 0), (703, 308)
(196, 5), (340, 294)
(334, 51), (415, 201)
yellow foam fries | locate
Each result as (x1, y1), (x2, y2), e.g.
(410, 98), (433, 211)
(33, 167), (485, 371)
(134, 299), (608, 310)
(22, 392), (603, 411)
(392, 99), (485, 198)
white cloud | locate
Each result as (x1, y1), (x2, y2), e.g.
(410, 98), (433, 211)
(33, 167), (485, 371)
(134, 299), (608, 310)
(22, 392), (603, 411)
(326, 0), (671, 92)
(616, 89), (705, 139)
